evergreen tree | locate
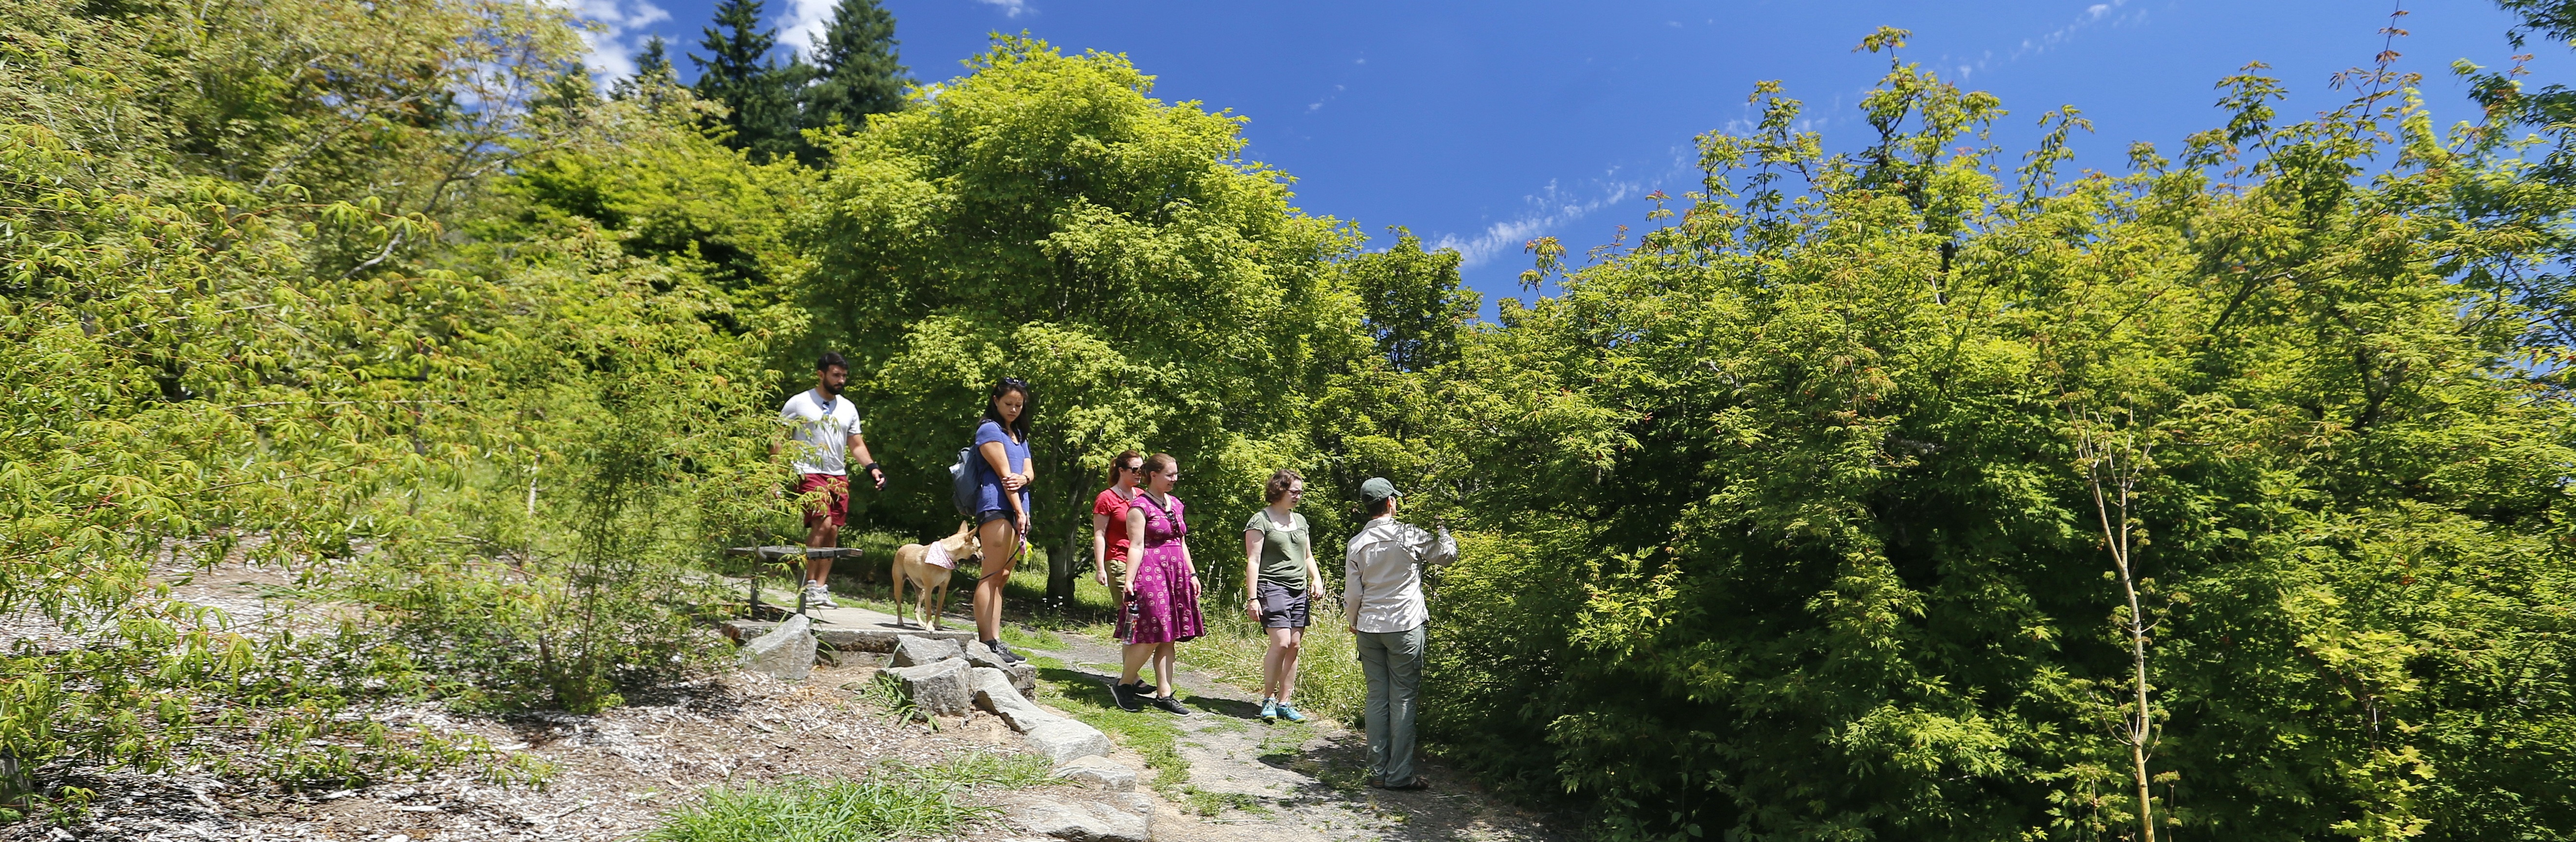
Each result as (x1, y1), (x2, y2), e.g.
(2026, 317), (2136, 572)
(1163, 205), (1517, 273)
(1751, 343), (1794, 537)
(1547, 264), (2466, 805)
(610, 36), (674, 101)
(800, 0), (909, 132)
(690, 0), (807, 163)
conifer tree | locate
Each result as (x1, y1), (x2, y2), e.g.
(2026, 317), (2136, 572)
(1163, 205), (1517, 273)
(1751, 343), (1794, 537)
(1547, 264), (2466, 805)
(801, 0), (909, 131)
(610, 36), (675, 101)
(690, 0), (807, 163)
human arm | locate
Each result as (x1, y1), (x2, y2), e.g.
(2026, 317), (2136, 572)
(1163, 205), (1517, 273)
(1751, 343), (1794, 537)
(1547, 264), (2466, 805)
(1242, 526), (1265, 620)
(1299, 524), (1325, 596)
(1343, 540), (1364, 632)
(848, 431), (883, 489)
(1403, 522), (1458, 570)
(978, 437), (1030, 532)
(1122, 506), (1147, 592)
(1093, 508), (1113, 586)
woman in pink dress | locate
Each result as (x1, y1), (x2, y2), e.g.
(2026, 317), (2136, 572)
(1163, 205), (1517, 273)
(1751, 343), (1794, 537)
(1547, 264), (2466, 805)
(1114, 452), (1204, 714)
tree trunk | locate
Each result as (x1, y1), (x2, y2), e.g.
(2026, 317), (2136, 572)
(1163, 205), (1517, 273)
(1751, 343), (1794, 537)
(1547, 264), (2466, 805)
(1048, 482), (1082, 606)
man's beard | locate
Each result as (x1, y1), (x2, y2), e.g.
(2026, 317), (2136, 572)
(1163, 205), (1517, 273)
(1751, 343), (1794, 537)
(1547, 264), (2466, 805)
(822, 381), (845, 396)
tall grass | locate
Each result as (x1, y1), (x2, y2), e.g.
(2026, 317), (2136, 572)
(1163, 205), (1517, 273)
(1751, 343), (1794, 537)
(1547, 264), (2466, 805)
(1178, 600), (1365, 726)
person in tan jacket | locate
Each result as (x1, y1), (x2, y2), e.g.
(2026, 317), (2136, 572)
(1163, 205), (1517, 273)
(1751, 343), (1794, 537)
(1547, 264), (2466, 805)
(1342, 477), (1455, 790)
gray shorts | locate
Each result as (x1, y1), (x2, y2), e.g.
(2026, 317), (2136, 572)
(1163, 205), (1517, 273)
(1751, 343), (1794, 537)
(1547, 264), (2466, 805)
(1256, 580), (1309, 629)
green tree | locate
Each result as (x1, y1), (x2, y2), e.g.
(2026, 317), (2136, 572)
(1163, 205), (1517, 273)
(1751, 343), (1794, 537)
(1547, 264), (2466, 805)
(798, 36), (1357, 603)
(1418, 29), (2576, 842)
(691, 0), (810, 164)
(799, 0), (909, 132)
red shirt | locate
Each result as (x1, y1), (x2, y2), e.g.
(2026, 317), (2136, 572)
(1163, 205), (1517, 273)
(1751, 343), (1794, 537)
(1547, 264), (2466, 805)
(1094, 487), (1138, 561)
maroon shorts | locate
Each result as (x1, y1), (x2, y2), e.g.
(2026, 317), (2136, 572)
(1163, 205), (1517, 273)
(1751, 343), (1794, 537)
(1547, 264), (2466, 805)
(798, 473), (849, 529)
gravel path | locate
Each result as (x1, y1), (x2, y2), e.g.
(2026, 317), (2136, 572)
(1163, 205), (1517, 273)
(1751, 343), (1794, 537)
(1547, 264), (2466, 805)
(1017, 630), (1563, 842)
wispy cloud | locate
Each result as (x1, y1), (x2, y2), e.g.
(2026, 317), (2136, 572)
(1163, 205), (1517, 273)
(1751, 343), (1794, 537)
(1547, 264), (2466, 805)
(973, 0), (1031, 18)
(564, 0), (672, 80)
(1431, 177), (1642, 268)
(1947, 0), (2147, 81)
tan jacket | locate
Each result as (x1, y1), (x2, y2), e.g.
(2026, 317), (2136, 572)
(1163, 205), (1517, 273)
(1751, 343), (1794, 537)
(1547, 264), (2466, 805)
(1342, 517), (1456, 633)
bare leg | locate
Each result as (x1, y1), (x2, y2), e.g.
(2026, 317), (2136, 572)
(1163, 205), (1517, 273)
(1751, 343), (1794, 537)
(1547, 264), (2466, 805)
(804, 522), (838, 585)
(1263, 627), (1292, 698)
(1120, 642), (1151, 684)
(1152, 642), (1179, 697)
(1277, 627), (1304, 704)
(974, 519), (1018, 642)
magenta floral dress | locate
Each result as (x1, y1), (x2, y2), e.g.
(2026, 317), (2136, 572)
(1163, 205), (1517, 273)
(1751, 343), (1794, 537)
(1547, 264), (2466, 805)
(1122, 492), (1204, 645)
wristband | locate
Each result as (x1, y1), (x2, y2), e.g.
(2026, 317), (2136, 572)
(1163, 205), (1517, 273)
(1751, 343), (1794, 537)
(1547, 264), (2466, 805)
(864, 462), (882, 474)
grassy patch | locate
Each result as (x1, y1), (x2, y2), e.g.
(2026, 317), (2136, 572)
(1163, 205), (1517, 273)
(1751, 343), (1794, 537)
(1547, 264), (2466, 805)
(921, 750), (1055, 789)
(638, 774), (987, 842)
(1000, 625), (1065, 651)
(1177, 604), (1366, 726)
(1179, 786), (1272, 817)
(1031, 664), (1192, 792)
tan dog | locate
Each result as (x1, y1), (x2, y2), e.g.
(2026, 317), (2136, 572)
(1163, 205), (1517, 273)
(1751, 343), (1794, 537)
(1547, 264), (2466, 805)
(891, 522), (978, 630)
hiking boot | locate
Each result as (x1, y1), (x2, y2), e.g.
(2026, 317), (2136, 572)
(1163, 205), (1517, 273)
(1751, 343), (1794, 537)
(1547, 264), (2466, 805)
(1274, 702), (1307, 724)
(984, 639), (1026, 664)
(1111, 680), (1143, 713)
(1259, 697), (1278, 722)
(1148, 694), (1191, 716)
(801, 583), (838, 608)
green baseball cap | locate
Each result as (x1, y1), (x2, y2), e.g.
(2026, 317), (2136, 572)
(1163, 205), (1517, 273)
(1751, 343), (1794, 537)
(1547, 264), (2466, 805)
(1360, 477), (1402, 502)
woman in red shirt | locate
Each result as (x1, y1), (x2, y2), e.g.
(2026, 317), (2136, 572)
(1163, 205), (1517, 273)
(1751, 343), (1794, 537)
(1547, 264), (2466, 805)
(1093, 449), (1146, 641)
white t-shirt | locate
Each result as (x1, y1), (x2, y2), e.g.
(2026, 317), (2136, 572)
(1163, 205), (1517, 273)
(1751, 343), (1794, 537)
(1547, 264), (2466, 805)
(780, 389), (861, 476)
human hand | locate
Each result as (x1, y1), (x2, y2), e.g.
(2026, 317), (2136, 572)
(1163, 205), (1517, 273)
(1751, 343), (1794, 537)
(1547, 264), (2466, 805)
(869, 467), (886, 490)
(1016, 512), (1030, 535)
(1002, 472), (1029, 491)
(1245, 596), (1261, 621)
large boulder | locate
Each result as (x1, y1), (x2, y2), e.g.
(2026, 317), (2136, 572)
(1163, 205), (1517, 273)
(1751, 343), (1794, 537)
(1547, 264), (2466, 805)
(1017, 793), (1152, 842)
(1023, 718), (1112, 764)
(1051, 755), (1137, 792)
(884, 658), (972, 716)
(970, 666), (1058, 733)
(890, 635), (964, 667)
(736, 614), (815, 681)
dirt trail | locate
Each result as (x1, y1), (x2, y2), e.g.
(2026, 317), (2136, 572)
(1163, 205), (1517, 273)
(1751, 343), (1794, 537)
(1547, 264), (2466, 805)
(1017, 630), (1562, 842)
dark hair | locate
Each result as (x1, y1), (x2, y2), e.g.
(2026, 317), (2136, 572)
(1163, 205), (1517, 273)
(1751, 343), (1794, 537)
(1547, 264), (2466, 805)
(1264, 468), (1304, 504)
(1105, 449), (1144, 486)
(816, 351), (847, 372)
(1142, 452), (1178, 478)
(1366, 496), (1395, 517)
(981, 376), (1034, 441)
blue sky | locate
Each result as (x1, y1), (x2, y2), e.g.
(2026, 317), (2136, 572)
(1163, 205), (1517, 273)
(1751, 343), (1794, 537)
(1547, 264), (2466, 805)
(568, 0), (2566, 310)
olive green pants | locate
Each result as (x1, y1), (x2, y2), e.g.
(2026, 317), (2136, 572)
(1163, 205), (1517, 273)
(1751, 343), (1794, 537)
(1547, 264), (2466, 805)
(1355, 625), (1426, 786)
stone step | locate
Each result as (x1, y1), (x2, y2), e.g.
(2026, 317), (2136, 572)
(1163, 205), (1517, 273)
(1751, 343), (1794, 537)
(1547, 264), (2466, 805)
(721, 602), (978, 653)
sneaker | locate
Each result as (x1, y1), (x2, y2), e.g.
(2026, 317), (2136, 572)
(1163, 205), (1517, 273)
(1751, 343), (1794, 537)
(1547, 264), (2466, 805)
(1148, 694), (1191, 716)
(801, 583), (838, 608)
(1260, 698), (1278, 722)
(1274, 702), (1307, 724)
(1111, 681), (1143, 713)
(985, 639), (1027, 665)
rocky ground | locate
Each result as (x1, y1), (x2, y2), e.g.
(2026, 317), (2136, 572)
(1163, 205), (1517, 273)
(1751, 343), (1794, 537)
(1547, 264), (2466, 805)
(3, 559), (1567, 841)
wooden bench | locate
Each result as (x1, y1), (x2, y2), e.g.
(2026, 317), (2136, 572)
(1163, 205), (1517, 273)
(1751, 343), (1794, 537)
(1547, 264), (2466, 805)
(723, 545), (863, 618)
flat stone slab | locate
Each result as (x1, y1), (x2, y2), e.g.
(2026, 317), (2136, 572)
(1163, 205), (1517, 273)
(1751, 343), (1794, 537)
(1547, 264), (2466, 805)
(1051, 755), (1137, 792)
(1023, 718), (1112, 764)
(722, 601), (975, 653)
(736, 614), (815, 681)
(1017, 793), (1152, 842)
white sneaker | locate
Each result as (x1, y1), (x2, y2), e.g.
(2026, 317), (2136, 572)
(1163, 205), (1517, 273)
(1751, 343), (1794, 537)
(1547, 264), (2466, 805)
(802, 583), (839, 608)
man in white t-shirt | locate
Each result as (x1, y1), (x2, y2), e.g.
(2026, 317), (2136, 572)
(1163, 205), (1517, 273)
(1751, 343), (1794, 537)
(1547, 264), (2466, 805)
(773, 352), (884, 608)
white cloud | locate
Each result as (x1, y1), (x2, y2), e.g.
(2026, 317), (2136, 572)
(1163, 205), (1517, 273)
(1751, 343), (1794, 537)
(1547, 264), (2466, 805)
(564, 0), (672, 80)
(1431, 178), (1641, 269)
(974, 0), (1030, 18)
(778, 0), (837, 58)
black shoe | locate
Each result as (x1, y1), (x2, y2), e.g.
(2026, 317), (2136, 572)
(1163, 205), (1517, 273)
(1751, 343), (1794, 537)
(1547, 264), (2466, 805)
(1111, 681), (1143, 713)
(1148, 694), (1191, 716)
(1372, 779), (1428, 791)
(985, 639), (1026, 664)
